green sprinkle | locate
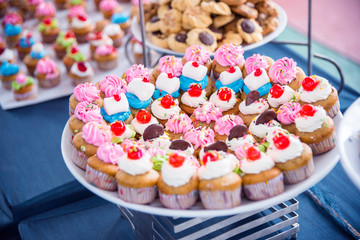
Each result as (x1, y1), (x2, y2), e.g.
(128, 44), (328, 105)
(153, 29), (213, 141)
(74, 129), (79, 133)
(80, 146), (86, 152)
(111, 136), (123, 144)
(233, 166), (243, 175)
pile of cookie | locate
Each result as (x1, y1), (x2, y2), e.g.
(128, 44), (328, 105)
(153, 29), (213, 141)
(144, 0), (279, 53)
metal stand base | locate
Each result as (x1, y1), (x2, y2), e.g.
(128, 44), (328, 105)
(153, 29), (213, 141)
(119, 198), (299, 240)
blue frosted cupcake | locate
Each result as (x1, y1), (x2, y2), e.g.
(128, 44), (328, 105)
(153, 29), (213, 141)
(152, 72), (180, 99)
(111, 12), (130, 33)
(215, 66), (243, 94)
(101, 93), (133, 124)
(242, 68), (272, 99)
(126, 77), (155, 115)
(17, 30), (35, 60)
(1, 61), (20, 90)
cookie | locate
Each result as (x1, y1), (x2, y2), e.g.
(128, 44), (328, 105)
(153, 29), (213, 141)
(208, 25), (223, 40)
(219, 31), (243, 46)
(182, 6), (212, 30)
(186, 28), (217, 52)
(200, 1), (232, 16)
(149, 31), (169, 49)
(158, 4), (171, 19)
(171, 0), (186, 12)
(213, 14), (235, 28)
(231, 4), (258, 19)
(145, 16), (161, 32)
(255, 1), (279, 17)
(144, 2), (159, 22)
(220, 0), (246, 6)
(160, 9), (182, 35)
(258, 14), (279, 36)
(236, 19), (263, 44)
(168, 32), (189, 53)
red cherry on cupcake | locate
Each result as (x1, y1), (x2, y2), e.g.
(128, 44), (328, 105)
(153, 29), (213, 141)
(188, 84), (202, 97)
(77, 62), (87, 72)
(167, 73), (174, 78)
(0, 48), (5, 55)
(302, 77), (319, 91)
(192, 61), (199, 68)
(78, 14), (87, 21)
(273, 133), (290, 150)
(65, 30), (75, 39)
(127, 147), (143, 160)
(43, 17), (51, 25)
(113, 94), (121, 101)
(246, 146), (261, 161)
(227, 66), (236, 73)
(299, 104), (316, 117)
(160, 94), (175, 109)
(111, 121), (126, 136)
(169, 153), (185, 168)
(202, 151), (219, 166)
(254, 68), (263, 77)
(136, 110), (151, 124)
(218, 87), (232, 101)
(269, 84), (284, 98)
(71, 46), (79, 54)
(142, 77), (149, 83)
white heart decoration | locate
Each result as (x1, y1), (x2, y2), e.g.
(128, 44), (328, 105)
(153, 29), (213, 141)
(155, 72), (180, 95)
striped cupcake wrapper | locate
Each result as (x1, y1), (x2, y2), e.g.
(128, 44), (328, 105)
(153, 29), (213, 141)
(283, 158), (315, 184)
(309, 132), (336, 155)
(85, 165), (117, 191)
(200, 187), (242, 209)
(117, 185), (157, 204)
(244, 173), (284, 201)
(71, 145), (87, 170)
(69, 104), (74, 117)
(328, 99), (340, 118)
(159, 190), (198, 209)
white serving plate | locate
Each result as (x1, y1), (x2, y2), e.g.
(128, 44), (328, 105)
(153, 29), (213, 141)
(131, 2), (287, 57)
(339, 98), (360, 190)
(61, 114), (341, 218)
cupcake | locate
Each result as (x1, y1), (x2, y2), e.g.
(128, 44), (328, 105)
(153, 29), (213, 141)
(0, 61), (19, 90)
(35, 57), (60, 88)
(182, 45), (212, 73)
(179, 61), (213, 97)
(151, 95), (181, 126)
(236, 144), (284, 201)
(62, 45), (86, 72)
(69, 61), (94, 86)
(151, 55), (183, 81)
(12, 73), (37, 101)
(24, 42), (46, 76)
(72, 121), (112, 170)
(165, 113), (193, 140)
(94, 45), (118, 70)
(110, 121), (136, 141)
(179, 84), (208, 115)
(27, 0), (44, 17)
(87, 31), (113, 58)
(131, 109), (159, 137)
(276, 102), (301, 134)
(3, 12), (23, 48)
(37, 17), (60, 44)
(294, 104), (336, 155)
(298, 76), (340, 118)
(212, 43), (245, 80)
(103, 23), (124, 48)
(214, 66), (244, 94)
(86, 142), (123, 190)
(249, 109), (281, 142)
(67, 5), (86, 23)
(17, 30), (35, 60)
(35, 2), (55, 21)
(184, 126), (215, 157)
(190, 102), (222, 129)
(123, 64), (150, 84)
(198, 150), (242, 209)
(71, 14), (93, 43)
(266, 127), (314, 184)
(153, 72), (180, 100)
(269, 57), (305, 90)
(165, 139), (195, 156)
(238, 90), (269, 127)
(209, 87), (239, 115)
(199, 141), (229, 161)
(54, 30), (77, 59)
(111, 12), (131, 34)
(132, 39), (146, 65)
(267, 84), (296, 109)
(243, 53), (274, 79)
(158, 152), (199, 209)
(140, 124), (171, 150)
(226, 125), (256, 153)
(99, 0), (122, 19)
(116, 146), (159, 204)
(125, 77), (155, 115)
(101, 93), (133, 124)
(69, 82), (103, 116)
(242, 68), (272, 99)
(99, 74), (127, 99)
(0, 47), (16, 66)
(214, 115), (244, 141)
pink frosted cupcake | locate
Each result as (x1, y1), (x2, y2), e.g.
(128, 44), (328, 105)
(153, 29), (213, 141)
(151, 55), (183, 81)
(226, 125), (255, 153)
(35, 2), (55, 21)
(94, 45), (118, 70)
(99, 0), (122, 19)
(158, 152), (199, 209)
(69, 101), (105, 136)
(69, 82), (103, 116)
(99, 74), (127, 99)
(269, 57), (306, 90)
(165, 113), (193, 140)
(276, 102), (301, 134)
(212, 43), (245, 79)
(86, 142), (123, 191)
(67, 5), (86, 23)
(35, 57), (60, 88)
(87, 31), (113, 58)
(72, 121), (112, 170)
(123, 64), (150, 84)
(27, 0), (44, 17)
(243, 53), (274, 78)
(214, 114), (244, 141)
(238, 90), (269, 127)
(116, 146), (159, 204)
(236, 143), (284, 201)
(182, 45), (212, 73)
(199, 150), (241, 209)
(190, 102), (222, 129)
(184, 126), (215, 157)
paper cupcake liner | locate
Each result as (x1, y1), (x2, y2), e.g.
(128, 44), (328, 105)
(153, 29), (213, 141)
(200, 187), (242, 209)
(117, 185), (157, 204)
(71, 144), (87, 170)
(244, 173), (284, 201)
(283, 158), (314, 184)
(38, 76), (60, 88)
(1, 80), (12, 90)
(14, 85), (37, 101)
(85, 165), (117, 191)
(97, 59), (118, 71)
(71, 76), (92, 86)
(328, 99), (340, 118)
(159, 190), (198, 209)
(69, 104), (75, 116)
(309, 132), (336, 155)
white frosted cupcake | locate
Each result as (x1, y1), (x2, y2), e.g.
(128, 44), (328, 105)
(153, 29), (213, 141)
(140, 123), (171, 150)
(179, 83), (208, 115)
(238, 90), (269, 127)
(151, 94), (181, 126)
(267, 84), (296, 109)
(131, 109), (158, 136)
(226, 125), (256, 153)
(209, 87), (239, 115)
(249, 109), (281, 142)
(165, 139), (195, 156)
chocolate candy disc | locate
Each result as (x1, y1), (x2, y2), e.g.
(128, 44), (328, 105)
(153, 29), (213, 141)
(228, 124), (248, 141)
(255, 109), (276, 125)
(143, 124), (164, 141)
(241, 20), (255, 33)
(204, 141), (228, 153)
(149, 16), (160, 23)
(199, 32), (214, 46)
(245, 90), (260, 106)
(175, 33), (187, 43)
(169, 139), (192, 151)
